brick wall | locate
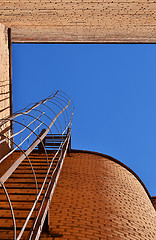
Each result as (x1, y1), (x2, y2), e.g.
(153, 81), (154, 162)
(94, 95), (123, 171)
(0, 1), (156, 43)
(0, 23), (12, 158)
(41, 151), (156, 240)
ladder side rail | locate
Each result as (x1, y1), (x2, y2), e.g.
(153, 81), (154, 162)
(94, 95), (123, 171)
(16, 127), (69, 240)
(29, 127), (71, 240)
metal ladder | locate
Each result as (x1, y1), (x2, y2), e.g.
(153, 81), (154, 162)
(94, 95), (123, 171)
(0, 91), (73, 240)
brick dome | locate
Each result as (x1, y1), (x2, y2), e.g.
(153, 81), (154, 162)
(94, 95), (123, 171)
(40, 151), (156, 240)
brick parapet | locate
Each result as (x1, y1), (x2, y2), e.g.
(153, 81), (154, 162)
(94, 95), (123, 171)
(40, 151), (156, 239)
(0, 1), (156, 42)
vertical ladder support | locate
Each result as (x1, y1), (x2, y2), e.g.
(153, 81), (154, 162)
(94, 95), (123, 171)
(67, 128), (71, 155)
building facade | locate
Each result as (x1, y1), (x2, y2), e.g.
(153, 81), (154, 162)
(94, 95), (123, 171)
(0, 1), (156, 238)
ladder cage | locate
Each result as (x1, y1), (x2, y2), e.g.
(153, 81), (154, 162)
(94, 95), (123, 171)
(0, 90), (73, 240)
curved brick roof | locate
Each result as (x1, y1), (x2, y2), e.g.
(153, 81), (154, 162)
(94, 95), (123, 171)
(41, 150), (156, 240)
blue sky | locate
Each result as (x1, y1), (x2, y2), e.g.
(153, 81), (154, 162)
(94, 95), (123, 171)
(12, 44), (156, 196)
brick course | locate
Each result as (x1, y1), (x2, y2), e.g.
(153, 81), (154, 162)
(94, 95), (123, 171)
(40, 151), (156, 239)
